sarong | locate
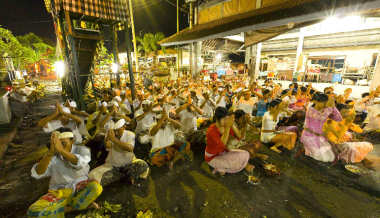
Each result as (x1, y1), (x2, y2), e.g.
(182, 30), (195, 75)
(89, 159), (149, 186)
(150, 142), (192, 167)
(338, 142), (373, 163)
(27, 181), (102, 217)
(208, 149), (249, 174)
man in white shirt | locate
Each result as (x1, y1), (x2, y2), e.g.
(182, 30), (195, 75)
(28, 129), (102, 217)
(89, 119), (149, 185)
(237, 89), (257, 115)
(135, 100), (156, 144)
(176, 97), (203, 135)
(150, 110), (192, 169)
(87, 101), (108, 135)
(199, 91), (216, 119)
(214, 87), (227, 108)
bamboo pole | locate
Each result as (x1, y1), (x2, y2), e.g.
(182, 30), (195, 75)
(128, 0), (139, 73)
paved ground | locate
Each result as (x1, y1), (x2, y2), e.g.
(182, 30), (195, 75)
(0, 83), (379, 218)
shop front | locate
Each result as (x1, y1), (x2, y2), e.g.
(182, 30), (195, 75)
(256, 16), (380, 84)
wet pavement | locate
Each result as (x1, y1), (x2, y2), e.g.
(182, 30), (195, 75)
(0, 84), (379, 218)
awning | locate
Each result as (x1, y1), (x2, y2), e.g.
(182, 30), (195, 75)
(160, 0), (380, 47)
(244, 20), (318, 47)
(44, 0), (129, 22)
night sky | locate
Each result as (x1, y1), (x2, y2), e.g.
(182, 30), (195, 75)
(0, 0), (188, 43)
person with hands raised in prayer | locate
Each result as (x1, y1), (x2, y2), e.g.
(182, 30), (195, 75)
(38, 102), (84, 144)
(205, 107), (254, 176)
(28, 129), (102, 217)
(89, 119), (149, 186)
(176, 95), (203, 135)
(150, 109), (193, 170)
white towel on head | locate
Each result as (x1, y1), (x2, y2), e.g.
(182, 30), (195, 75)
(114, 119), (125, 129)
(110, 101), (119, 107)
(62, 106), (71, 114)
(69, 101), (77, 108)
(142, 100), (151, 105)
(58, 132), (74, 139)
(105, 120), (115, 131)
(114, 96), (122, 102)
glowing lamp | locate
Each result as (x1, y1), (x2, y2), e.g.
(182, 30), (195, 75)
(111, 63), (119, 73)
(215, 53), (222, 62)
(53, 61), (65, 78)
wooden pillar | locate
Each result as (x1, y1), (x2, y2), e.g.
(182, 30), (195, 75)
(189, 43), (193, 76)
(189, 2), (194, 29)
(112, 25), (120, 87)
(248, 44), (257, 81)
(192, 41), (202, 78)
(254, 43), (262, 80)
(256, 0), (262, 8)
(125, 23), (136, 116)
(294, 32), (304, 73)
(371, 54), (380, 90)
(67, 35), (85, 109)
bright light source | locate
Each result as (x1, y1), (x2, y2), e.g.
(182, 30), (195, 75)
(111, 63), (119, 73)
(198, 57), (204, 65)
(54, 61), (65, 78)
(216, 53), (222, 62)
(320, 16), (362, 34)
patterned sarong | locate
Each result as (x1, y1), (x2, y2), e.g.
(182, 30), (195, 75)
(27, 180), (102, 217)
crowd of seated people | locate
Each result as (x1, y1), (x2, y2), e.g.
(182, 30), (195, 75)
(28, 76), (380, 217)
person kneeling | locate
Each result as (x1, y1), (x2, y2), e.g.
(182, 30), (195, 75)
(89, 119), (149, 186)
(261, 99), (297, 153)
(150, 110), (192, 170)
(28, 129), (102, 217)
(205, 107), (254, 175)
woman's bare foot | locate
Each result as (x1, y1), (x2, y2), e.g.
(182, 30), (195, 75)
(362, 158), (374, 169)
(245, 164), (255, 174)
(270, 146), (282, 153)
(169, 161), (174, 170)
(256, 153), (269, 161)
(212, 169), (225, 176)
(295, 147), (305, 158)
(64, 206), (74, 213)
(90, 202), (100, 210)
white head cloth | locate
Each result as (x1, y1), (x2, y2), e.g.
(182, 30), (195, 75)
(58, 132), (74, 139)
(69, 101), (77, 108)
(62, 106), (71, 114)
(114, 119), (126, 129)
(104, 120), (115, 130)
(142, 100), (151, 105)
(114, 96), (122, 102)
(110, 101), (119, 107)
